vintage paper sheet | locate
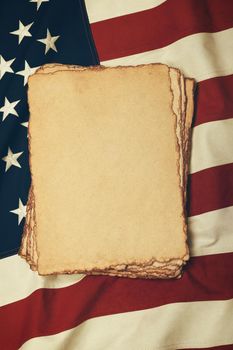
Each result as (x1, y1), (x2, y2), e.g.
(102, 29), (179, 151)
(20, 63), (194, 278)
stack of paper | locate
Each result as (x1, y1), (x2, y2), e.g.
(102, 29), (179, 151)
(20, 63), (194, 279)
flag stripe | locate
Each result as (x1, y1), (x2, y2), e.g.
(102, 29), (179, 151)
(102, 29), (233, 82)
(188, 206), (233, 257)
(190, 118), (233, 174)
(1, 253), (232, 349)
(85, 0), (167, 23)
(194, 75), (233, 127)
(188, 163), (233, 216)
(19, 299), (233, 350)
(180, 346), (233, 350)
(0, 255), (84, 307)
(90, 0), (233, 61)
(91, 0), (233, 61)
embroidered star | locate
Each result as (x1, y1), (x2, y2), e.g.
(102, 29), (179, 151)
(30, 0), (49, 10)
(0, 97), (20, 121)
(37, 29), (60, 54)
(2, 147), (23, 172)
(10, 20), (33, 44)
(10, 199), (27, 225)
(0, 55), (15, 79)
(16, 61), (39, 85)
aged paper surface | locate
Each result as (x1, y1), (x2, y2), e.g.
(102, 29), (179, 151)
(20, 63), (194, 278)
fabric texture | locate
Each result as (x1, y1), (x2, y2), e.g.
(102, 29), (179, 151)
(0, 0), (232, 349)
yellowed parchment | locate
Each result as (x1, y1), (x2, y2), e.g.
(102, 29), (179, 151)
(20, 63), (194, 278)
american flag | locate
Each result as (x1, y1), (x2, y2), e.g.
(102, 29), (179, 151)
(0, 0), (233, 349)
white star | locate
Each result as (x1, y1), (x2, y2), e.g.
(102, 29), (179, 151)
(10, 20), (33, 44)
(0, 97), (20, 121)
(30, 0), (49, 10)
(21, 122), (28, 128)
(10, 199), (27, 225)
(21, 122), (29, 137)
(37, 29), (60, 54)
(0, 55), (15, 79)
(16, 61), (39, 86)
(2, 147), (23, 172)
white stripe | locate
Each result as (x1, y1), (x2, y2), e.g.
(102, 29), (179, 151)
(190, 118), (233, 174)
(20, 299), (233, 350)
(102, 29), (233, 82)
(189, 206), (233, 257)
(0, 255), (84, 307)
(1, 203), (233, 306)
(85, 0), (167, 23)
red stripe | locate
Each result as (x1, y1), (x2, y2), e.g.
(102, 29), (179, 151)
(194, 75), (233, 127)
(91, 0), (233, 61)
(1, 253), (232, 349)
(188, 163), (233, 216)
(181, 346), (233, 350)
